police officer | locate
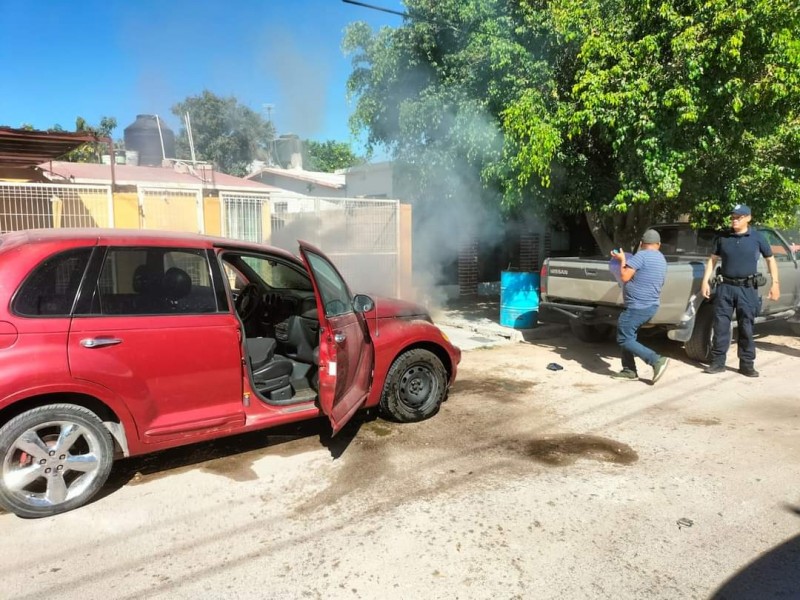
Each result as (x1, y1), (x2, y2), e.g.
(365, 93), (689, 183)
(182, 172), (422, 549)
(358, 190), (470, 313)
(700, 204), (780, 377)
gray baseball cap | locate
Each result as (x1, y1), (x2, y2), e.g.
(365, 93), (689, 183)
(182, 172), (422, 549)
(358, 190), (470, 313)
(641, 229), (661, 244)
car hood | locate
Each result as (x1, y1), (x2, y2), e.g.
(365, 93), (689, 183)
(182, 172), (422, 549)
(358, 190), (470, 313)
(366, 296), (431, 320)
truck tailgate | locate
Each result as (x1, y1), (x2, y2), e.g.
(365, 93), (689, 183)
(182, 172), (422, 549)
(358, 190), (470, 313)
(543, 258), (621, 305)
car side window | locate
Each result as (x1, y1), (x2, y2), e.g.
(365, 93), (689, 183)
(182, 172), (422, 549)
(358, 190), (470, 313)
(304, 251), (353, 317)
(14, 248), (93, 316)
(92, 248), (219, 315)
(759, 230), (792, 263)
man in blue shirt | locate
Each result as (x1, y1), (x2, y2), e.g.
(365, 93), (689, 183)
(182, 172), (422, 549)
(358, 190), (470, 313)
(610, 229), (669, 383)
(700, 204), (780, 377)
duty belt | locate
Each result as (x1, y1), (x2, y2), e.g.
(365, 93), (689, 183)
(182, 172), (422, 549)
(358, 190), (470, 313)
(717, 274), (758, 287)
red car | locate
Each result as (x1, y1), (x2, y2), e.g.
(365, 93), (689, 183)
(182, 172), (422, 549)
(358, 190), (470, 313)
(0, 229), (460, 518)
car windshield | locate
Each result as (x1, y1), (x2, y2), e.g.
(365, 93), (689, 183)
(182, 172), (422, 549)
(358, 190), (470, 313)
(222, 253), (313, 292)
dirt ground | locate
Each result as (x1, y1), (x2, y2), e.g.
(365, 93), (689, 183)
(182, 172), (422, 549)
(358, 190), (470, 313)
(2, 318), (799, 599)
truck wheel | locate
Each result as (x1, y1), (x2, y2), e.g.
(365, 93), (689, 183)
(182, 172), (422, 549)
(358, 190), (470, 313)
(569, 320), (613, 343)
(0, 404), (114, 518)
(685, 304), (716, 362)
(380, 349), (446, 423)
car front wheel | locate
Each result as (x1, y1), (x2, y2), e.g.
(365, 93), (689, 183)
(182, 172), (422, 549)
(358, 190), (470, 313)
(0, 404), (114, 518)
(380, 349), (447, 423)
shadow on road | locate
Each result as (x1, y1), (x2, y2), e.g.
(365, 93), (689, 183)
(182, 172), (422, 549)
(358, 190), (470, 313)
(95, 412), (372, 506)
(529, 325), (699, 377)
(710, 504), (800, 599)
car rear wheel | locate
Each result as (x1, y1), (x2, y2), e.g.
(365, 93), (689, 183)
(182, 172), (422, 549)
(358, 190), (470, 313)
(685, 304), (718, 363)
(0, 404), (114, 518)
(380, 349), (447, 422)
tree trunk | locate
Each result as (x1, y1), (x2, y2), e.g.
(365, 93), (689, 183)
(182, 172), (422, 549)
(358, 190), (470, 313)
(585, 211), (615, 255)
(586, 204), (656, 256)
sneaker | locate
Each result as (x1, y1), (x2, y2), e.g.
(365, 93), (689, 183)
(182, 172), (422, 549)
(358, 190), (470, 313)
(652, 357), (670, 383)
(611, 369), (638, 380)
(739, 367), (760, 378)
(704, 364), (726, 374)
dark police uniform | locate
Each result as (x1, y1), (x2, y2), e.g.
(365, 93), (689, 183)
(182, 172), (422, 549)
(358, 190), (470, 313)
(709, 228), (773, 369)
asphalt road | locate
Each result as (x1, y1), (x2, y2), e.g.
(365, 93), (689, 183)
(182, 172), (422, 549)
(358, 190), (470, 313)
(2, 320), (799, 599)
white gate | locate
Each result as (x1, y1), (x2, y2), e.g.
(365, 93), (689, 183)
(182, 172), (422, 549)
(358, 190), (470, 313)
(219, 191), (270, 243)
(137, 186), (203, 233)
(268, 194), (401, 296)
(0, 182), (113, 233)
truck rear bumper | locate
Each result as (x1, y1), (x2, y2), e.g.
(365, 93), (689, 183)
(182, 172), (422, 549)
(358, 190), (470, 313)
(539, 301), (622, 325)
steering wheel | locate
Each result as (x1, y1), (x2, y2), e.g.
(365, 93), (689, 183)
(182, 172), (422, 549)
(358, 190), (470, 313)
(235, 283), (263, 322)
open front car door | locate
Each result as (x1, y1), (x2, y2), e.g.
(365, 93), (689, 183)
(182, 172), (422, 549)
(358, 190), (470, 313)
(299, 242), (374, 434)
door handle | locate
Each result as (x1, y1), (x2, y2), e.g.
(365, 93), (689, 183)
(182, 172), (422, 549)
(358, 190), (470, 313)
(334, 333), (346, 344)
(80, 337), (123, 348)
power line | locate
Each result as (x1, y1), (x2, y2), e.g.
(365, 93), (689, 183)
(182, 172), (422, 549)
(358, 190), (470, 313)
(341, 0), (408, 19)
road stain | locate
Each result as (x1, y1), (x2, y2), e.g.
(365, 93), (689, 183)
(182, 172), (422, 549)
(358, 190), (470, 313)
(450, 376), (537, 400)
(684, 417), (721, 426)
(514, 434), (638, 466)
(361, 420), (396, 437)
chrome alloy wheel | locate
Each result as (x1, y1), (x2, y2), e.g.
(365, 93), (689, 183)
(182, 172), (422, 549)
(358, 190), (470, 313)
(2, 420), (104, 510)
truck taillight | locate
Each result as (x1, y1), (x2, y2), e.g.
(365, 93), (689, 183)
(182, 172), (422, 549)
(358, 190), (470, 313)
(540, 264), (547, 296)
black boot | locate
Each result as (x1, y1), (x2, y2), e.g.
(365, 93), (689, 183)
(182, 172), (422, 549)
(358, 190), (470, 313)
(739, 365), (760, 378)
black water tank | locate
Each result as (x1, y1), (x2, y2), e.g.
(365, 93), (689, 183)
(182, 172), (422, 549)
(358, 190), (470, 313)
(124, 114), (176, 166)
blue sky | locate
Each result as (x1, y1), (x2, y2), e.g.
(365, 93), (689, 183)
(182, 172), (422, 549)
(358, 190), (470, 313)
(0, 0), (406, 152)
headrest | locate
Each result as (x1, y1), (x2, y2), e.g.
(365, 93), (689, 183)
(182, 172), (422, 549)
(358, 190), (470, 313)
(133, 265), (161, 293)
(162, 267), (191, 300)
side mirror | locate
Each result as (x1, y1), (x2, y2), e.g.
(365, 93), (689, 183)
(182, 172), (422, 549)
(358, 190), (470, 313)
(352, 294), (374, 313)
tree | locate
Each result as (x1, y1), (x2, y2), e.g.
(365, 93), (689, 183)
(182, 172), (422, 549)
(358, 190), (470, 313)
(303, 140), (363, 172)
(171, 91), (275, 177)
(344, 0), (800, 252)
(53, 116), (117, 163)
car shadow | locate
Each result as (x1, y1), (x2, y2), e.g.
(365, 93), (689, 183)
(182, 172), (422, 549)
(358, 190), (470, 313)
(709, 504), (800, 598)
(94, 412), (374, 506)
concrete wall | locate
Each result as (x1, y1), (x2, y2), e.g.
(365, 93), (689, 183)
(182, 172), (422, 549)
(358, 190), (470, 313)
(345, 162), (393, 198)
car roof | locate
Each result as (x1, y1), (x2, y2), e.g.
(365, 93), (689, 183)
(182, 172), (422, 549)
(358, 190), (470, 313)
(0, 228), (300, 262)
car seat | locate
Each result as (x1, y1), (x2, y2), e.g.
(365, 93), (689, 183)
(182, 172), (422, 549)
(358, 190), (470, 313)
(246, 337), (294, 401)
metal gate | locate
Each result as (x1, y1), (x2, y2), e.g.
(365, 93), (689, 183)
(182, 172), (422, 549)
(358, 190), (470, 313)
(138, 186), (203, 233)
(219, 191), (270, 243)
(0, 182), (113, 233)
(268, 194), (400, 296)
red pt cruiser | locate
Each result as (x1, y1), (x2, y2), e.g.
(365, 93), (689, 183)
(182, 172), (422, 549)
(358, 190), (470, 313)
(0, 229), (460, 518)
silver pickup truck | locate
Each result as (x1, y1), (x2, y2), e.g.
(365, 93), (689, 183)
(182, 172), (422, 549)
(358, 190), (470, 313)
(538, 224), (800, 360)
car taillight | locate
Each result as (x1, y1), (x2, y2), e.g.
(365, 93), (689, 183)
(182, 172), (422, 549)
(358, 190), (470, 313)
(540, 264), (547, 296)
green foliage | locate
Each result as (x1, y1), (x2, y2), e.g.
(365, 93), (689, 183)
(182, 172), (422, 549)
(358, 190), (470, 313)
(61, 116), (117, 163)
(344, 0), (800, 249)
(303, 140), (363, 172)
(171, 91), (275, 177)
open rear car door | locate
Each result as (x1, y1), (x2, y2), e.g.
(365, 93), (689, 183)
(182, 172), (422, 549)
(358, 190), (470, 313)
(299, 242), (374, 434)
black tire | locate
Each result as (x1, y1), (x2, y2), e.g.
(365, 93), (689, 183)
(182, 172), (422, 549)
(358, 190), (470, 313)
(789, 321), (800, 336)
(379, 349), (447, 423)
(569, 320), (613, 343)
(685, 304), (716, 362)
(0, 404), (114, 518)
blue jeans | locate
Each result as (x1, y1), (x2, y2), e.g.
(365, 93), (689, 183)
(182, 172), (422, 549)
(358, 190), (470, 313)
(616, 305), (660, 372)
